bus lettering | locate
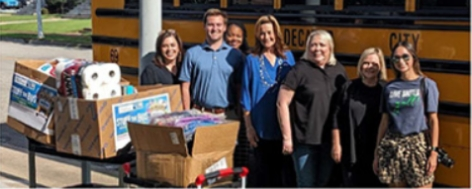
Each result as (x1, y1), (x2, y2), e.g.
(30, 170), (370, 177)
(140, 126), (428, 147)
(389, 32), (420, 52)
(284, 28), (334, 48)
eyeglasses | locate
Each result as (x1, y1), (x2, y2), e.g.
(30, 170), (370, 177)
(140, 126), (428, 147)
(391, 54), (410, 64)
(159, 29), (176, 35)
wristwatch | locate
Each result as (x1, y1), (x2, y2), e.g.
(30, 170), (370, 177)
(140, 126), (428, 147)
(431, 146), (439, 152)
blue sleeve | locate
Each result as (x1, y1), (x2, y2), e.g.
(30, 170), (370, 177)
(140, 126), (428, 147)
(179, 50), (193, 82)
(240, 55), (253, 112)
(285, 51), (296, 66)
(426, 78), (439, 113)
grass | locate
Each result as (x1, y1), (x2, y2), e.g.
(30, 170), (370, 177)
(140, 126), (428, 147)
(0, 14), (59, 23)
(0, 19), (91, 33)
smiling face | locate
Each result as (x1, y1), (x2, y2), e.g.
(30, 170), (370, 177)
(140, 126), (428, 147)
(258, 22), (276, 50)
(308, 35), (331, 66)
(226, 24), (244, 49)
(361, 53), (381, 79)
(392, 46), (414, 74)
(160, 36), (179, 63)
(205, 15), (226, 43)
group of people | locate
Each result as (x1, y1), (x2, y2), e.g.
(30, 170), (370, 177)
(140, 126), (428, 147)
(140, 8), (441, 188)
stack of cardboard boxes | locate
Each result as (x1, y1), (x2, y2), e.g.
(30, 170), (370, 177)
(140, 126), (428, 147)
(6, 60), (240, 187)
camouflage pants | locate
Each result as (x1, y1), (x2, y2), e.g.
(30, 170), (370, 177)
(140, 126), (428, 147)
(377, 132), (434, 187)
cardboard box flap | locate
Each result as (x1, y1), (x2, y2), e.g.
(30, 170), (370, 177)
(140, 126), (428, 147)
(192, 121), (239, 155)
(128, 122), (188, 156)
(15, 60), (56, 86)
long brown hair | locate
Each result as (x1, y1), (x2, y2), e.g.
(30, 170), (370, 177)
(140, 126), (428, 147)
(252, 15), (287, 59)
(391, 41), (423, 78)
(154, 29), (184, 70)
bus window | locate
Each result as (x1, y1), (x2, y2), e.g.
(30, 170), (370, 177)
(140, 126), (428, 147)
(124, 0), (173, 9)
(344, 0), (404, 7)
(231, 0), (272, 5)
(419, 0), (469, 8)
(181, 0), (221, 5)
(282, 0), (333, 6)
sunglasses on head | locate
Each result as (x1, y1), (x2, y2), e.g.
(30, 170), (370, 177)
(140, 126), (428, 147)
(392, 54), (410, 64)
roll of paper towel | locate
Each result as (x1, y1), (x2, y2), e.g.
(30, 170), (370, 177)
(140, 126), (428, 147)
(106, 84), (122, 98)
(79, 64), (104, 88)
(101, 63), (121, 84)
(82, 87), (109, 100)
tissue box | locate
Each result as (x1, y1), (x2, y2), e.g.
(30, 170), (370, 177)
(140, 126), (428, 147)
(54, 84), (183, 159)
(127, 120), (240, 187)
(7, 60), (57, 146)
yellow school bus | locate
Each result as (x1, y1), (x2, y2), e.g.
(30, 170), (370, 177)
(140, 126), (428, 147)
(91, 0), (470, 187)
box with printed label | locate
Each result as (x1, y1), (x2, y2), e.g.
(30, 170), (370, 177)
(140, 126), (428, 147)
(128, 121), (239, 187)
(7, 60), (57, 146)
(54, 85), (182, 159)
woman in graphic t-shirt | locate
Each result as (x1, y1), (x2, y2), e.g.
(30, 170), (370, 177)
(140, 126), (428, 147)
(372, 41), (440, 188)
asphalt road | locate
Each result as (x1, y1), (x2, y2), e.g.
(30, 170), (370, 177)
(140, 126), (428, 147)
(0, 41), (121, 188)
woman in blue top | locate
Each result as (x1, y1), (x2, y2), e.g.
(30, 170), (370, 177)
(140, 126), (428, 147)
(240, 15), (296, 187)
(373, 41), (440, 188)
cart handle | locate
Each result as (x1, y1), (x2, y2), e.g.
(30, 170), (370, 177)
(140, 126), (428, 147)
(195, 167), (249, 187)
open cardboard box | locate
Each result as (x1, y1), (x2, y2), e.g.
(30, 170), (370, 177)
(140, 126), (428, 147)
(7, 60), (58, 146)
(54, 84), (183, 159)
(128, 120), (240, 187)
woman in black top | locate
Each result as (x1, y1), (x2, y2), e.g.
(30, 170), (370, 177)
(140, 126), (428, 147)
(331, 47), (388, 187)
(277, 30), (348, 187)
(140, 29), (184, 85)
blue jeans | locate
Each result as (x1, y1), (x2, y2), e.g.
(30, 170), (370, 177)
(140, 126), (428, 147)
(292, 143), (334, 187)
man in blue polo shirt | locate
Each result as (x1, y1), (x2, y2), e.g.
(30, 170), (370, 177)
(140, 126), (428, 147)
(179, 8), (244, 118)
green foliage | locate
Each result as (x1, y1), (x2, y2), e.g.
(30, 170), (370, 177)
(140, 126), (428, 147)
(45, 0), (85, 14)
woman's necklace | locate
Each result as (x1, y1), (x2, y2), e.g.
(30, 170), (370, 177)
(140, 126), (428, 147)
(258, 55), (283, 90)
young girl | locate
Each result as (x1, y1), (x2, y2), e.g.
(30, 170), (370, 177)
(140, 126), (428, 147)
(373, 41), (440, 188)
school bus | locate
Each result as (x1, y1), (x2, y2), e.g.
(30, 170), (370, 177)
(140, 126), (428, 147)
(91, 0), (470, 187)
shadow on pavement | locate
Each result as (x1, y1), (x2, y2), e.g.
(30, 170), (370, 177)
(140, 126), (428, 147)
(0, 171), (49, 188)
(0, 123), (123, 179)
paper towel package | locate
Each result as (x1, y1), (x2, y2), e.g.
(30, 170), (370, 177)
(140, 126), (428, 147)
(54, 84), (183, 159)
(7, 60), (58, 146)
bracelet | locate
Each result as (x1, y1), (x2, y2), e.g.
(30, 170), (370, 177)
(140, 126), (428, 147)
(431, 146), (439, 152)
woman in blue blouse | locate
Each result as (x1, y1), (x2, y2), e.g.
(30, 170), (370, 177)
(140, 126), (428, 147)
(240, 15), (296, 187)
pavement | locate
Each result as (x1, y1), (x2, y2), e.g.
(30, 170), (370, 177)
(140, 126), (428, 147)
(0, 41), (120, 188)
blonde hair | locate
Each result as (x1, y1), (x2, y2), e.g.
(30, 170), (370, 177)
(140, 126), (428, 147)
(252, 15), (288, 59)
(301, 30), (337, 66)
(203, 8), (228, 25)
(357, 47), (388, 80)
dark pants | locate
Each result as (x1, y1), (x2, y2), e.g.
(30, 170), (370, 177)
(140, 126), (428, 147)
(342, 160), (386, 187)
(292, 143), (334, 187)
(253, 139), (297, 187)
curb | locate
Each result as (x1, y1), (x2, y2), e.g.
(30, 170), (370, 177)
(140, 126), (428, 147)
(0, 37), (92, 49)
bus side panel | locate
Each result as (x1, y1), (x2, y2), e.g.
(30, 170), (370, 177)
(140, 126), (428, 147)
(92, 17), (139, 39)
(434, 145), (470, 187)
(93, 44), (140, 69)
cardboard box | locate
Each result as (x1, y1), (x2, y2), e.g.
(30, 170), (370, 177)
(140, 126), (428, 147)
(128, 121), (240, 187)
(7, 60), (57, 146)
(54, 85), (183, 159)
